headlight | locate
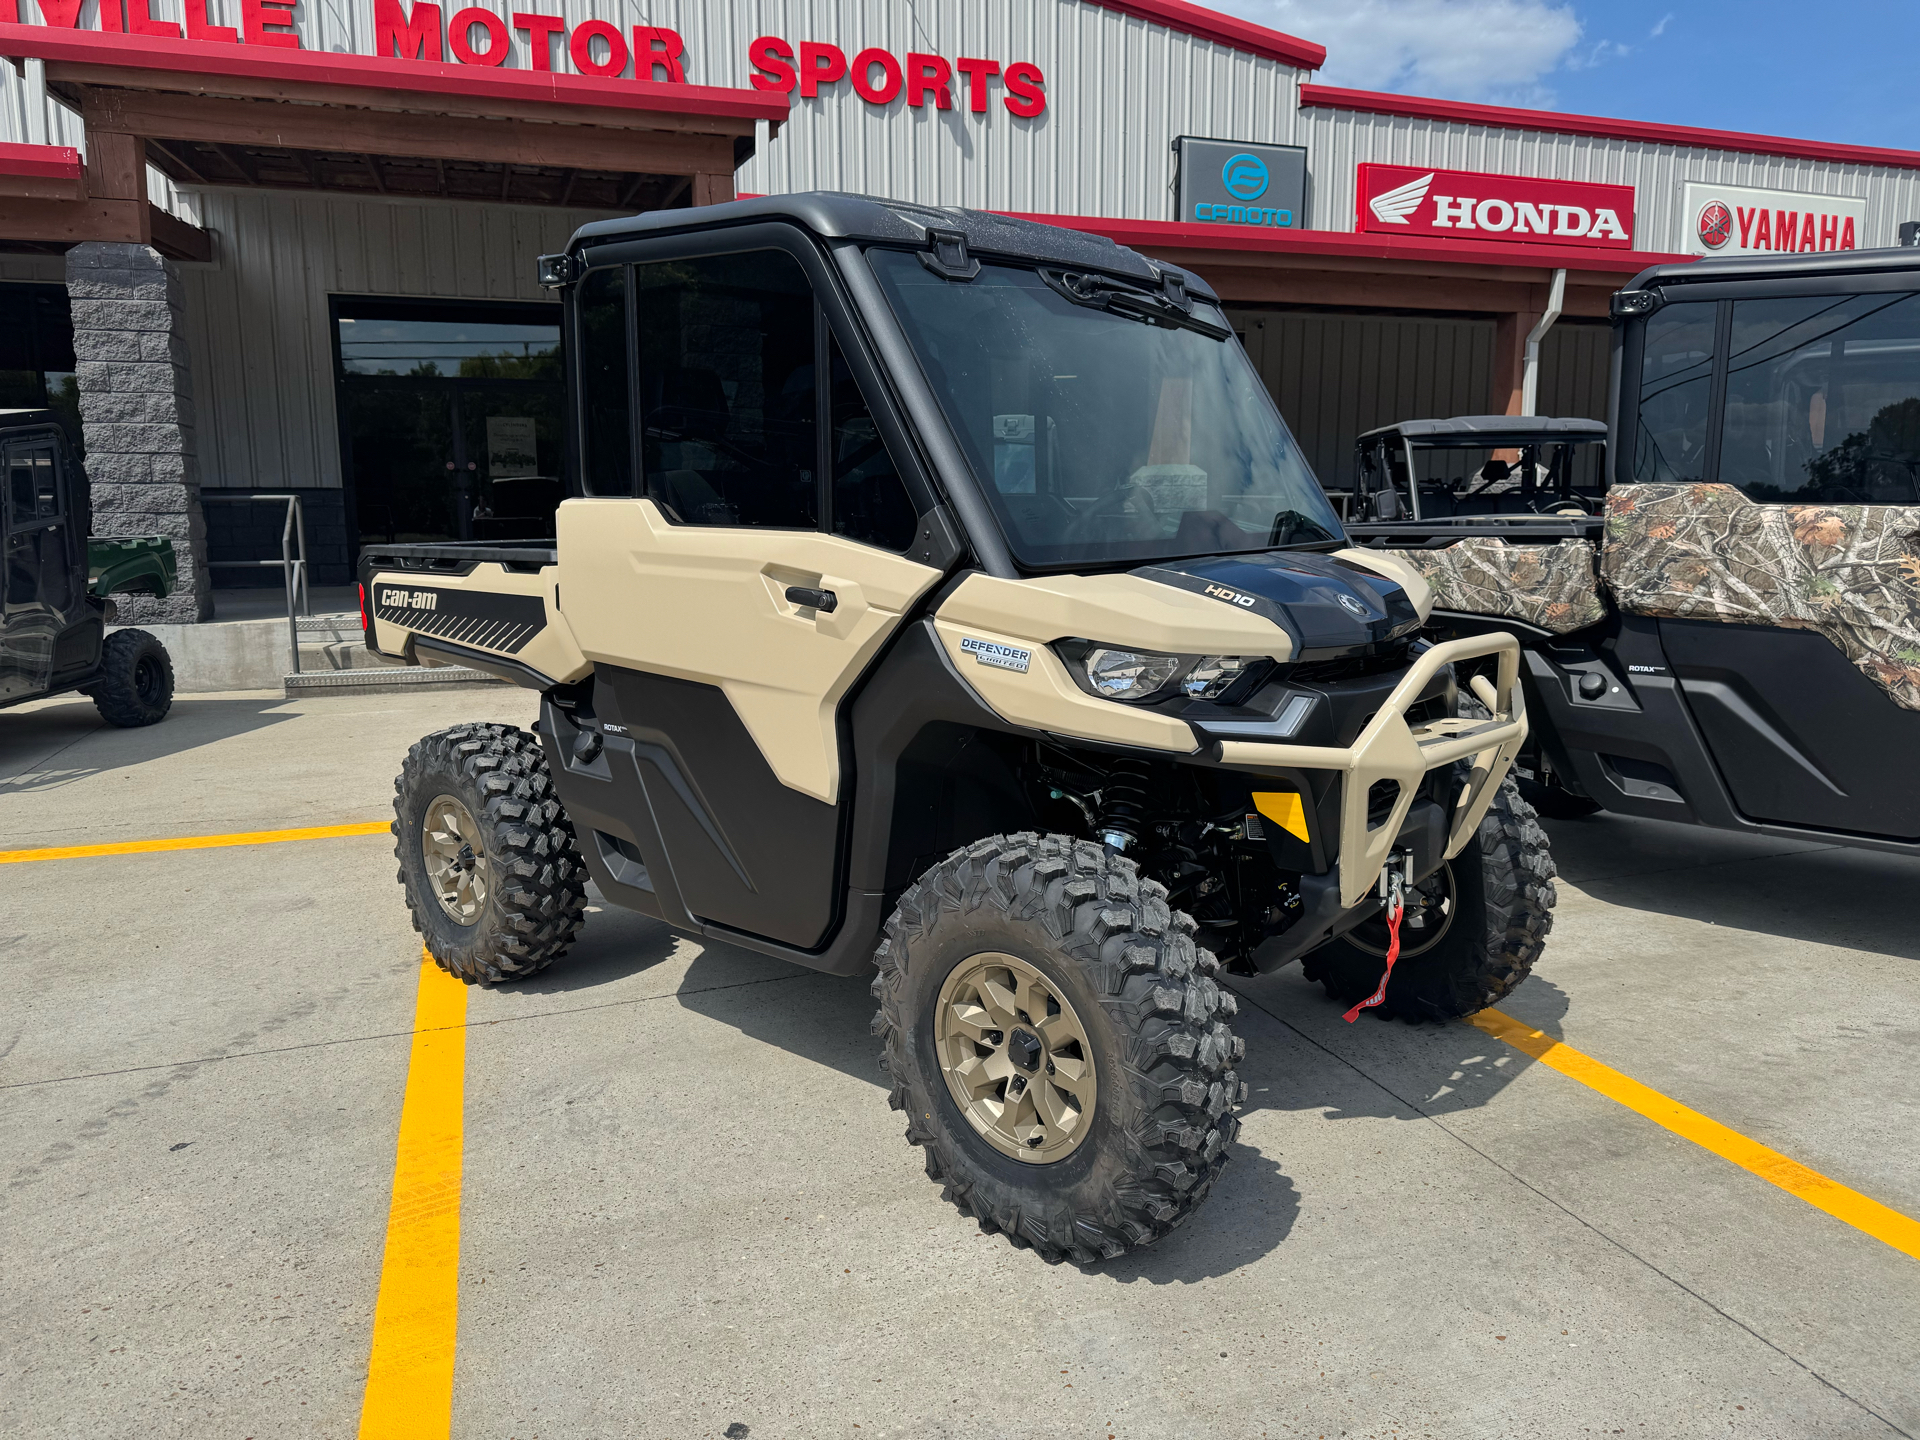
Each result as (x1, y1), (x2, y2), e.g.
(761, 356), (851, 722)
(1181, 656), (1250, 699)
(1083, 647), (1183, 700)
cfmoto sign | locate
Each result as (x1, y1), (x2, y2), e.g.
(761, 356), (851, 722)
(1175, 137), (1306, 231)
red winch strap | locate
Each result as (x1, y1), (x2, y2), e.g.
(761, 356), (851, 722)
(1343, 898), (1403, 1023)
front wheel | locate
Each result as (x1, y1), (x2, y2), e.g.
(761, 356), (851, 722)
(871, 833), (1247, 1265)
(1303, 777), (1556, 1022)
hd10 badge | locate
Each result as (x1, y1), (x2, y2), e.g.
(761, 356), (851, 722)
(1174, 136), (1308, 231)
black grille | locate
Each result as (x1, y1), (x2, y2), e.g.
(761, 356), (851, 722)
(1287, 647), (1410, 685)
(1366, 779), (1401, 827)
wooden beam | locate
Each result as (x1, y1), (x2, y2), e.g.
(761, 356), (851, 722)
(84, 128), (145, 201)
(1164, 260), (1616, 319)
(0, 171), (87, 201)
(76, 85), (738, 178)
(691, 170), (733, 206)
(45, 62), (759, 137)
(148, 203), (212, 262)
(3, 196), (150, 245)
(143, 136), (209, 186)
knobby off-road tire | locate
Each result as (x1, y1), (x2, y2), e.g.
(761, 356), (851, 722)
(871, 832), (1247, 1265)
(1303, 775), (1556, 1022)
(393, 722), (587, 984)
(87, 628), (173, 727)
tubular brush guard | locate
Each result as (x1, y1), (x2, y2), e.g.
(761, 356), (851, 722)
(1217, 633), (1528, 907)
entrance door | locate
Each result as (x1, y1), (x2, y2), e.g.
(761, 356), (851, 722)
(334, 298), (565, 547)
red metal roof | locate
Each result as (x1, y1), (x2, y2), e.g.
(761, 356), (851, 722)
(1082, 0), (1325, 71)
(0, 24), (790, 123)
(1301, 84), (1920, 171)
(0, 140), (83, 179)
(1008, 209), (1696, 273)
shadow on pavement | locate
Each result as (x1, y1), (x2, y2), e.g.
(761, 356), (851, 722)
(503, 899), (686, 995)
(0, 693), (296, 797)
(1539, 811), (1917, 960)
(1232, 966), (1571, 1125)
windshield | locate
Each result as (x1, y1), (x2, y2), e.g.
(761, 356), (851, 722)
(868, 250), (1341, 567)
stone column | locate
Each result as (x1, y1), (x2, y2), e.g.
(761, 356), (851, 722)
(66, 241), (213, 623)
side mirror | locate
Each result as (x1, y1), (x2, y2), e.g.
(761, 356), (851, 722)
(1370, 488), (1404, 522)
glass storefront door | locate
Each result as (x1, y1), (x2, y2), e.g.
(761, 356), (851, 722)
(334, 298), (567, 546)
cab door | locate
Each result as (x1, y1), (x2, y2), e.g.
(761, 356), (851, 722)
(2, 436), (69, 701)
(1607, 282), (1919, 839)
(559, 242), (942, 948)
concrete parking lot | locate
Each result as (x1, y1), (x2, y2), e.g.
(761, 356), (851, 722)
(1, 687), (1915, 1440)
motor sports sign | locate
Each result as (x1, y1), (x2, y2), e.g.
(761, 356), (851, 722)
(1681, 180), (1864, 256)
(1356, 164), (1635, 248)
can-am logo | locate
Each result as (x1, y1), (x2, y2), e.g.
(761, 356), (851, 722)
(1356, 164), (1635, 249)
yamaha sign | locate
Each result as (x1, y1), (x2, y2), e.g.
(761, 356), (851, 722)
(1174, 136), (1307, 231)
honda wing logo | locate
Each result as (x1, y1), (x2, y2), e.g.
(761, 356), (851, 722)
(1369, 172), (1433, 225)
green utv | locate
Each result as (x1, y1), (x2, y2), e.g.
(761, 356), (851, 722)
(1344, 246), (1918, 856)
(362, 196), (1553, 1262)
(1, 409), (177, 726)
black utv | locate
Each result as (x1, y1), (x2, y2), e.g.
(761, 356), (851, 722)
(2, 409), (176, 726)
(362, 195), (1554, 1263)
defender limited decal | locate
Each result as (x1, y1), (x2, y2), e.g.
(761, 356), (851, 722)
(960, 637), (1032, 673)
(372, 584), (546, 656)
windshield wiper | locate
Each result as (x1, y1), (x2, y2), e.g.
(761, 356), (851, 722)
(1039, 268), (1232, 341)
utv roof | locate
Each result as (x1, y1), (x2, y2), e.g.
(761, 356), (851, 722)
(1358, 416), (1609, 445)
(567, 190), (1212, 298)
(1625, 244), (1919, 293)
(0, 408), (60, 428)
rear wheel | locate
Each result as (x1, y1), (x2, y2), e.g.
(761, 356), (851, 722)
(392, 722), (587, 984)
(872, 832), (1246, 1264)
(87, 629), (173, 727)
(1302, 777), (1555, 1022)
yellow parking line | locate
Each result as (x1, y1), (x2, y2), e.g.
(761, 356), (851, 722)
(359, 951), (469, 1440)
(1474, 1008), (1921, 1259)
(0, 821), (389, 864)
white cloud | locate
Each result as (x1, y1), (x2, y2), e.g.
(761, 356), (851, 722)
(1206, 0), (1586, 106)
(1650, 12), (1674, 37)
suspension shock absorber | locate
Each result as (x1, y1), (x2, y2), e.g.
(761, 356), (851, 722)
(1096, 758), (1151, 852)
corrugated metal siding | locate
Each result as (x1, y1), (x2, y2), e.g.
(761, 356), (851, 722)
(1298, 108), (1921, 252)
(1538, 319), (1610, 422)
(1229, 307), (1494, 488)
(179, 190), (618, 490)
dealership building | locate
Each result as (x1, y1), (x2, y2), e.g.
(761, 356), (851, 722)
(1, 0), (1915, 618)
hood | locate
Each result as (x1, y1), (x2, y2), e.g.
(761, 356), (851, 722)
(1134, 550), (1422, 658)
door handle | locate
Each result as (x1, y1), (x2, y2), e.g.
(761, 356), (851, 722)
(784, 585), (837, 613)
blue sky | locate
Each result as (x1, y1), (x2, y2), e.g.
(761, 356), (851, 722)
(1212, 0), (1919, 150)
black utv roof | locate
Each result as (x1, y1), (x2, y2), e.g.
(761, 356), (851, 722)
(1358, 415), (1609, 446)
(1625, 244), (1919, 293)
(0, 408), (61, 432)
(567, 190), (1212, 298)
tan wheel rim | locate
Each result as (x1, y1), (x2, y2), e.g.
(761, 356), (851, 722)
(422, 794), (490, 925)
(934, 951), (1098, 1164)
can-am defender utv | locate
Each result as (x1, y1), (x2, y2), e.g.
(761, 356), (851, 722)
(364, 195), (1553, 1263)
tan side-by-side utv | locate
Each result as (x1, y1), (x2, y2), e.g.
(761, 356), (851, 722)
(360, 195), (1554, 1264)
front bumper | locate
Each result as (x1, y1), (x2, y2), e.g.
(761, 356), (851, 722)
(1215, 634), (1528, 908)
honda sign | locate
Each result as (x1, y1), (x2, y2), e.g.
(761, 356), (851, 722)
(1356, 164), (1635, 249)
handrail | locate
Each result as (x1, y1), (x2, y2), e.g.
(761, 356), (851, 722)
(202, 493), (310, 674)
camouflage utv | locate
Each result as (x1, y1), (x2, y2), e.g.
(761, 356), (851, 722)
(1344, 246), (1917, 855)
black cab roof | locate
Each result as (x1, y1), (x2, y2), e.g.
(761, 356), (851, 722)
(1625, 244), (1919, 293)
(567, 190), (1214, 300)
(1358, 415), (1609, 446)
(0, 408), (61, 432)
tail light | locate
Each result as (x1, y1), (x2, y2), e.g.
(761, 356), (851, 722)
(358, 581), (372, 641)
